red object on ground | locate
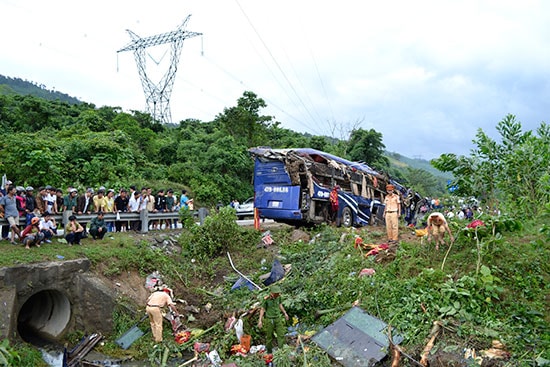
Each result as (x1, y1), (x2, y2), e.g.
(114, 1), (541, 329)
(365, 243), (390, 257)
(263, 353), (274, 364)
(174, 330), (191, 344)
(359, 268), (376, 277)
(194, 342), (210, 353)
(467, 219), (485, 229)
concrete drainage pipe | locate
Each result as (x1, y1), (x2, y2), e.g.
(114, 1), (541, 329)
(17, 289), (71, 342)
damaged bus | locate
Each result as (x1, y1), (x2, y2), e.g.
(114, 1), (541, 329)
(249, 147), (405, 227)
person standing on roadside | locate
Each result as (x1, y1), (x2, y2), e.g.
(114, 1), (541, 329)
(258, 285), (289, 353)
(114, 189), (130, 232)
(383, 184), (401, 243)
(180, 190), (193, 210)
(128, 191), (141, 231)
(24, 186), (38, 226)
(0, 185), (22, 244)
(329, 185), (340, 225)
(165, 189), (177, 229)
(63, 188), (79, 212)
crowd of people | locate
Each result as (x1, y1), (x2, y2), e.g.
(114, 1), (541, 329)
(0, 180), (193, 248)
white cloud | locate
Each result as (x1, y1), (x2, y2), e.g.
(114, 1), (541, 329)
(1, 0), (549, 159)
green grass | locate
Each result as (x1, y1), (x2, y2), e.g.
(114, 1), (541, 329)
(4, 213), (549, 366)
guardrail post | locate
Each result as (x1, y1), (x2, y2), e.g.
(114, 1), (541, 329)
(63, 210), (72, 227)
(140, 210), (149, 234)
(198, 207), (208, 225)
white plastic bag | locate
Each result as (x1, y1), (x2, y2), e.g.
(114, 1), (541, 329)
(234, 318), (244, 342)
(208, 350), (222, 367)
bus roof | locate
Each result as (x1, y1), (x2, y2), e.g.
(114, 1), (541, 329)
(249, 147), (380, 176)
(249, 147), (406, 192)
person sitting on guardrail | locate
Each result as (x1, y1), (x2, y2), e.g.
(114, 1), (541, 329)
(21, 217), (44, 249)
(89, 211), (107, 240)
(65, 215), (84, 245)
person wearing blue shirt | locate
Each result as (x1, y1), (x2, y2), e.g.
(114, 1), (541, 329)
(180, 190), (191, 209)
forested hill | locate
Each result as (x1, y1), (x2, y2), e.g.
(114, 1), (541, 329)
(0, 74), (81, 104)
(386, 151), (452, 180)
(0, 83), (449, 204)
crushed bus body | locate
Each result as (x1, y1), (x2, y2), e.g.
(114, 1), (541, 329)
(249, 147), (406, 227)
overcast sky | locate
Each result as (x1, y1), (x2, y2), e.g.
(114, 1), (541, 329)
(2, 0), (549, 159)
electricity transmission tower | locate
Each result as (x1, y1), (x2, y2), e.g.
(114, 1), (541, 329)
(117, 15), (201, 124)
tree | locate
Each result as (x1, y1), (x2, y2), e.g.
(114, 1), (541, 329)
(431, 114), (550, 216)
(402, 167), (443, 197)
(216, 91), (274, 147)
(347, 128), (389, 170)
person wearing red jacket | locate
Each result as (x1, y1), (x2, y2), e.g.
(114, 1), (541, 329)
(21, 217), (45, 249)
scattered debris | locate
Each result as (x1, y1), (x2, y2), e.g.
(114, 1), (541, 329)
(63, 333), (103, 367)
(227, 252), (262, 290)
(115, 316), (148, 349)
(467, 219), (486, 229)
(479, 340), (511, 362)
(257, 230), (274, 248)
(260, 259), (285, 285)
(312, 307), (403, 367)
(359, 268), (376, 277)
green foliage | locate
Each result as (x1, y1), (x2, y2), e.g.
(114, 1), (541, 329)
(400, 167), (444, 197)
(431, 114), (550, 218)
(347, 128), (389, 170)
(178, 207), (195, 229)
(0, 75), (81, 104)
(0, 339), (20, 367)
(216, 91), (275, 148)
(0, 340), (45, 367)
(179, 206), (244, 259)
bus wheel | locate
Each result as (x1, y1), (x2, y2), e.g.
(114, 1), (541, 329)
(341, 207), (353, 227)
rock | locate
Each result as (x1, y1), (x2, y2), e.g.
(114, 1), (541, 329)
(290, 229), (310, 243)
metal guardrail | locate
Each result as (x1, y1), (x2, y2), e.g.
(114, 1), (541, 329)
(0, 208), (209, 234)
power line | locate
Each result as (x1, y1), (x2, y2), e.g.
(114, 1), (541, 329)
(233, 0), (324, 133)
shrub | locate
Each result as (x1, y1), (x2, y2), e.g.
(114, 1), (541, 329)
(180, 206), (243, 259)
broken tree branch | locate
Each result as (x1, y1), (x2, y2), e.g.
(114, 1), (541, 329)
(387, 325), (424, 367)
(420, 320), (443, 367)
